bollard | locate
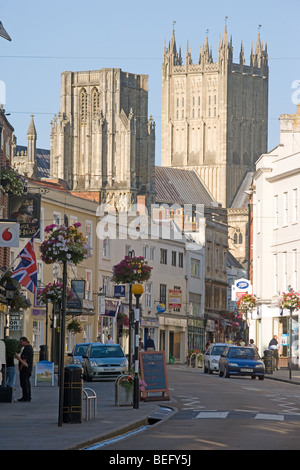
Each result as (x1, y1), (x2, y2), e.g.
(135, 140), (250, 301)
(39, 344), (49, 361)
(263, 349), (274, 375)
(63, 365), (83, 423)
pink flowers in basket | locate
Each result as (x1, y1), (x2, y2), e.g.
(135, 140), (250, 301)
(40, 222), (89, 265)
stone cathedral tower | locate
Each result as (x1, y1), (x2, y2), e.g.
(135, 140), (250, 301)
(50, 68), (156, 211)
(161, 27), (268, 207)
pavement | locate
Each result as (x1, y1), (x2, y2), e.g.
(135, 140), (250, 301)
(1, 365), (300, 451)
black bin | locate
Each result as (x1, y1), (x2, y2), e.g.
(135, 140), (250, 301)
(63, 365), (83, 423)
(263, 349), (274, 375)
(39, 344), (49, 361)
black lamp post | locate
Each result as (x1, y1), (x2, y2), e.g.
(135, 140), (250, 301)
(128, 250), (135, 371)
(132, 282), (143, 409)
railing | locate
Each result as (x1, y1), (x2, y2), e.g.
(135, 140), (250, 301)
(83, 388), (97, 421)
(188, 352), (203, 368)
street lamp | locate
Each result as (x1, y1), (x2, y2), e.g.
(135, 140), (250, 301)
(132, 282), (143, 409)
(128, 250), (135, 371)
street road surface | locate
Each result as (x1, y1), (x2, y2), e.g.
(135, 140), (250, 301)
(99, 366), (300, 451)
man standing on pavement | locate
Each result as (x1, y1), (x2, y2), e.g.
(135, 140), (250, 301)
(16, 337), (33, 402)
(269, 335), (280, 370)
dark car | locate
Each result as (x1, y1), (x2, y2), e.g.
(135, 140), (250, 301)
(68, 342), (91, 366)
(219, 346), (265, 380)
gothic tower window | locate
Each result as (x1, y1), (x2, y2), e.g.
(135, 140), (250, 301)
(80, 88), (87, 122)
(92, 87), (100, 116)
(233, 227), (243, 245)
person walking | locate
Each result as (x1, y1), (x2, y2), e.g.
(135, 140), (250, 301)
(16, 337), (33, 402)
(145, 335), (155, 351)
(105, 334), (114, 344)
(269, 335), (280, 370)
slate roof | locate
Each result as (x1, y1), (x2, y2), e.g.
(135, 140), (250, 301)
(16, 145), (50, 179)
(230, 171), (253, 209)
(155, 166), (215, 206)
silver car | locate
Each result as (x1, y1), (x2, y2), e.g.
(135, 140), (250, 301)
(82, 343), (127, 381)
(68, 342), (91, 366)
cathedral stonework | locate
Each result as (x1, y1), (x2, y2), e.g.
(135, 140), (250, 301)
(50, 68), (156, 211)
(161, 27), (268, 207)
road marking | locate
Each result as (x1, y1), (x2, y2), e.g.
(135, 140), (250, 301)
(255, 413), (284, 421)
(196, 411), (229, 419)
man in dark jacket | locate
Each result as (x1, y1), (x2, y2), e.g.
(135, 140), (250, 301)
(145, 335), (155, 351)
(269, 335), (279, 370)
(16, 337), (33, 402)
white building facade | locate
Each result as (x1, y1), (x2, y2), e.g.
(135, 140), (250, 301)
(251, 105), (300, 363)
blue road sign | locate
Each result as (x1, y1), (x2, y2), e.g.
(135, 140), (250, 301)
(114, 285), (126, 298)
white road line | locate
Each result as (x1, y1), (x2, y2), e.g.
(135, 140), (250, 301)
(254, 413), (284, 421)
(195, 411), (229, 419)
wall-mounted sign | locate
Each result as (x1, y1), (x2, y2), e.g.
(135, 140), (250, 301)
(168, 289), (182, 309)
(9, 193), (41, 238)
(0, 222), (19, 247)
(231, 278), (252, 301)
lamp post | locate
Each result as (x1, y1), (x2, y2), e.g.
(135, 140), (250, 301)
(132, 282), (143, 409)
(128, 250), (135, 371)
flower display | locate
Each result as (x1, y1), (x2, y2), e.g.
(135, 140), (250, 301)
(279, 290), (300, 312)
(37, 281), (74, 305)
(112, 255), (152, 284)
(67, 318), (83, 334)
(1, 167), (27, 196)
(10, 292), (31, 313)
(40, 222), (89, 265)
(117, 312), (129, 328)
(236, 294), (256, 313)
(118, 374), (147, 393)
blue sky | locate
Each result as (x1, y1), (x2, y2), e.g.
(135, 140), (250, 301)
(0, 0), (299, 164)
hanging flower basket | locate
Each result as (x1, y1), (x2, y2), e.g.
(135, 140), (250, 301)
(37, 281), (74, 305)
(1, 167), (27, 196)
(40, 222), (89, 265)
(117, 312), (129, 328)
(67, 318), (83, 334)
(10, 292), (31, 313)
(1, 270), (31, 312)
(236, 294), (256, 314)
(112, 256), (152, 284)
(279, 290), (300, 312)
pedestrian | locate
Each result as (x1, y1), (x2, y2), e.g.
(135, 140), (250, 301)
(139, 337), (144, 351)
(248, 339), (258, 352)
(145, 335), (155, 351)
(240, 338), (246, 346)
(268, 335), (280, 370)
(16, 337), (33, 402)
(225, 336), (233, 344)
(105, 334), (114, 344)
(1, 336), (17, 388)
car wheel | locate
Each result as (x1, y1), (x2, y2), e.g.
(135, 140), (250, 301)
(251, 376), (256, 380)
(259, 375), (264, 381)
(204, 365), (208, 373)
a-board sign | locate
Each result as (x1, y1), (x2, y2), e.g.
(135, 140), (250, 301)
(139, 351), (170, 401)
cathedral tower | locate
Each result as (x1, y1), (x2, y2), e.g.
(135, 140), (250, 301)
(50, 68), (156, 211)
(161, 27), (268, 207)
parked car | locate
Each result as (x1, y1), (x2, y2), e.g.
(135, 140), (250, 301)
(68, 342), (91, 366)
(219, 346), (265, 380)
(203, 343), (231, 374)
(82, 342), (127, 381)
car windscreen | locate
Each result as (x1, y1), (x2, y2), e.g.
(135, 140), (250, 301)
(211, 345), (227, 355)
(227, 347), (255, 359)
(90, 345), (124, 358)
(74, 344), (89, 356)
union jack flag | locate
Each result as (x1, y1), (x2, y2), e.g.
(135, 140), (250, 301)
(11, 236), (38, 293)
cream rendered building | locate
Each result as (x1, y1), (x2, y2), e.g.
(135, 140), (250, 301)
(161, 26), (268, 208)
(251, 105), (300, 362)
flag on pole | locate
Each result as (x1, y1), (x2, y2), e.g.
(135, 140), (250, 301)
(11, 236), (38, 293)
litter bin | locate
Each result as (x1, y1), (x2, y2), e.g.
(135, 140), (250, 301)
(63, 365), (83, 423)
(263, 349), (274, 375)
(39, 344), (49, 361)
